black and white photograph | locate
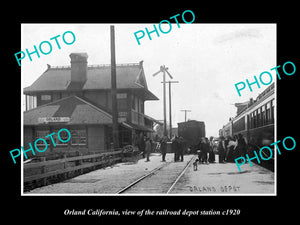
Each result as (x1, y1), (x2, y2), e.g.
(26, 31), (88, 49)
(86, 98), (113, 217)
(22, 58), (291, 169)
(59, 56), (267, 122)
(3, 6), (298, 223)
(21, 23), (276, 195)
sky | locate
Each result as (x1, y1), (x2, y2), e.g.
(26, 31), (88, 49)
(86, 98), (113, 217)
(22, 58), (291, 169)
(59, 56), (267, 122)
(21, 23), (276, 137)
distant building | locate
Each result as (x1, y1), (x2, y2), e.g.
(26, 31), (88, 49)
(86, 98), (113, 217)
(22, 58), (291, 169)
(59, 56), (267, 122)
(23, 53), (161, 157)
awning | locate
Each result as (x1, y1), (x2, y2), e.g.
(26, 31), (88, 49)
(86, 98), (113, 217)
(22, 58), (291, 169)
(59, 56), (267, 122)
(121, 122), (154, 132)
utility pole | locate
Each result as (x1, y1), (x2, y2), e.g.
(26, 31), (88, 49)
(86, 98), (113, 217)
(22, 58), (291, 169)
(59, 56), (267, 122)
(162, 67), (167, 137)
(110, 25), (119, 149)
(181, 109), (191, 122)
(161, 81), (179, 139)
(152, 65), (173, 137)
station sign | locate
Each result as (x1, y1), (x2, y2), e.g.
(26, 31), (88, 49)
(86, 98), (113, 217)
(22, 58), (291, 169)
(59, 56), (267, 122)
(38, 117), (70, 124)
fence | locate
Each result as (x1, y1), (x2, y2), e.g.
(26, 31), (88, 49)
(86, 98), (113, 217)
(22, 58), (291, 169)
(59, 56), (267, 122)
(24, 150), (125, 189)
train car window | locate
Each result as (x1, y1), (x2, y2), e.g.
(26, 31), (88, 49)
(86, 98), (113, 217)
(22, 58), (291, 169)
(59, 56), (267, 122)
(261, 105), (266, 126)
(266, 102), (271, 125)
(257, 108), (261, 127)
(271, 99), (275, 123)
(253, 110), (257, 128)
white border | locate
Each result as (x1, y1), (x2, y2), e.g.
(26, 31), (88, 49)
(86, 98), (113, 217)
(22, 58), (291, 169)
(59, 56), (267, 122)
(21, 23), (277, 197)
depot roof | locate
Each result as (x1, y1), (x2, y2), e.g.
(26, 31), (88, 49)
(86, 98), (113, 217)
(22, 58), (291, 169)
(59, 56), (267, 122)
(24, 95), (114, 125)
(24, 95), (160, 130)
(24, 63), (159, 101)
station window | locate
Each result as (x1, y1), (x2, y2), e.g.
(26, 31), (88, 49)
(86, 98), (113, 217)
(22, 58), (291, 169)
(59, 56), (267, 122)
(41, 94), (52, 101)
(35, 129), (69, 147)
(35, 130), (51, 146)
(71, 129), (87, 146)
(117, 98), (127, 110)
(56, 129), (70, 146)
(131, 95), (136, 110)
(117, 93), (127, 99)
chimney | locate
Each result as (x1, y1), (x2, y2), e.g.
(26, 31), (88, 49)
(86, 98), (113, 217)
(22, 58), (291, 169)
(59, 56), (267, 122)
(139, 60), (144, 68)
(249, 97), (253, 105)
(68, 53), (88, 90)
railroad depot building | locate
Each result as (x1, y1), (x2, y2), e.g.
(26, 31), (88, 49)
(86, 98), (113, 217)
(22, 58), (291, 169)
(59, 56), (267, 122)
(23, 53), (160, 156)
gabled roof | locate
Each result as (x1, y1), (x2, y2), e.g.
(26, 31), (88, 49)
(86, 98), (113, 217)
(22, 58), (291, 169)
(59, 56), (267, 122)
(24, 63), (158, 100)
(24, 95), (159, 131)
(24, 95), (113, 126)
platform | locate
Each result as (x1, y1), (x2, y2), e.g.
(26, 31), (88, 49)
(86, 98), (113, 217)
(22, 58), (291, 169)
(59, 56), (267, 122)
(26, 153), (275, 195)
(170, 155), (275, 195)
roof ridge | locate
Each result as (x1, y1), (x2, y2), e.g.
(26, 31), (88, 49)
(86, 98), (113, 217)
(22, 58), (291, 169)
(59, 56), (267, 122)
(48, 63), (141, 70)
(89, 63), (140, 68)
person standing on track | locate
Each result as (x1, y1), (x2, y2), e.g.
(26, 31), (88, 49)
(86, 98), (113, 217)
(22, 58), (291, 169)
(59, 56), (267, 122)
(178, 136), (185, 162)
(160, 135), (168, 162)
(172, 136), (180, 162)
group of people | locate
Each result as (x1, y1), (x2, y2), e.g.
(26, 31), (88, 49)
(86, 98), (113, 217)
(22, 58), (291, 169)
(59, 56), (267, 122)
(136, 132), (248, 164)
(196, 133), (248, 164)
(136, 133), (186, 162)
(157, 135), (186, 162)
(197, 137), (215, 164)
(217, 133), (247, 163)
(171, 136), (185, 162)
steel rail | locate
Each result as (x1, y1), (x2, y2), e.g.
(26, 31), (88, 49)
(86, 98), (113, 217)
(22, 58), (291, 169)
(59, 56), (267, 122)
(166, 155), (196, 194)
(116, 162), (171, 194)
(117, 155), (197, 194)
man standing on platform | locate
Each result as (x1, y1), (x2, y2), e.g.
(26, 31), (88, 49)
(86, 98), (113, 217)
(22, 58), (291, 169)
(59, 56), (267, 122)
(208, 136), (215, 163)
(145, 137), (152, 162)
(172, 136), (179, 162)
(218, 136), (226, 163)
(138, 133), (146, 158)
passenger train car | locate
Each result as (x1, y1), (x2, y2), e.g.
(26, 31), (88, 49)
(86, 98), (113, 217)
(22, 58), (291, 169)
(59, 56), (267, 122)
(219, 83), (275, 170)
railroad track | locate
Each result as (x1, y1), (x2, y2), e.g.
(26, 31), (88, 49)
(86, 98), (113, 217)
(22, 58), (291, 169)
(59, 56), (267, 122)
(116, 154), (196, 194)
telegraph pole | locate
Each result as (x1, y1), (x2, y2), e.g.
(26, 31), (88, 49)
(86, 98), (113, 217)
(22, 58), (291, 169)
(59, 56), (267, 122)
(162, 81), (179, 139)
(152, 65), (173, 137)
(162, 67), (167, 136)
(181, 109), (191, 122)
(110, 25), (119, 149)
